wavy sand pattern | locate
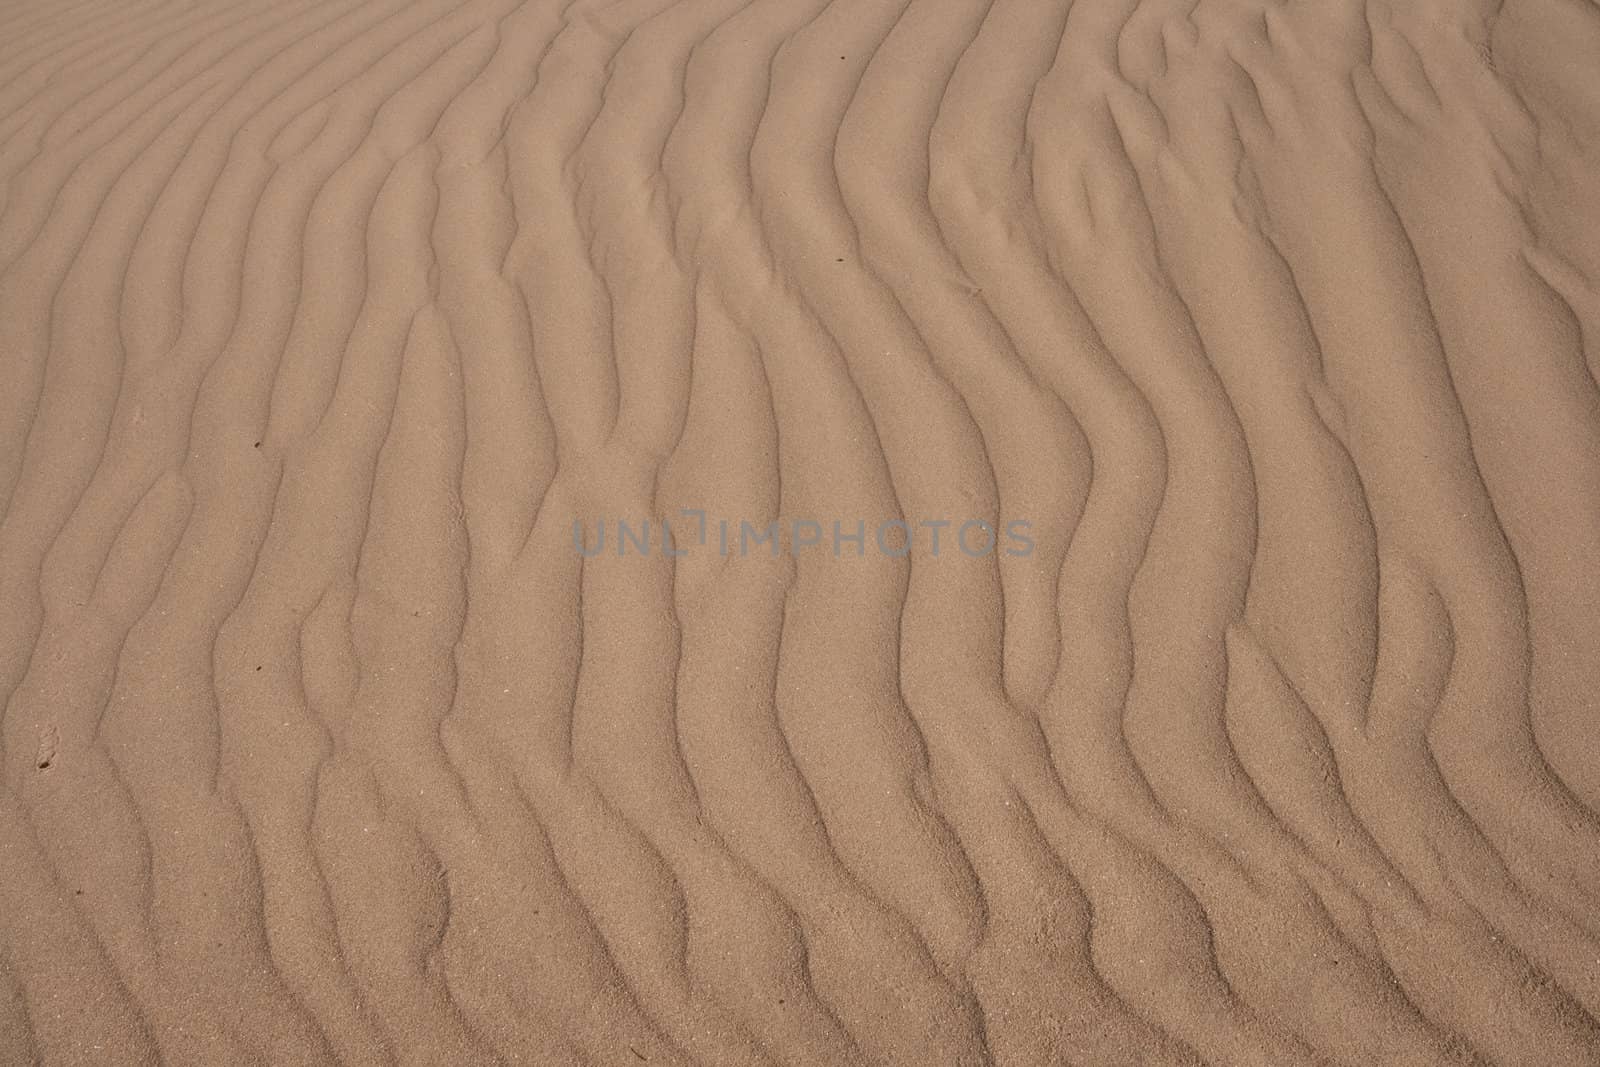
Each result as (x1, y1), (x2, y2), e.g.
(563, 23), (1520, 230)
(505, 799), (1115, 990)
(1, 0), (1599, 1062)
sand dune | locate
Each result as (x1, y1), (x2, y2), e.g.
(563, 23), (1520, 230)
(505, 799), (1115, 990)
(1, 0), (1598, 1062)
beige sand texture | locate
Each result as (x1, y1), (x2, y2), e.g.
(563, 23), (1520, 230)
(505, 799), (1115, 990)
(1, 0), (1599, 1062)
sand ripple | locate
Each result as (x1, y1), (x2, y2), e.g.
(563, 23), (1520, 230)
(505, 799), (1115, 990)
(1, 0), (1599, 1063)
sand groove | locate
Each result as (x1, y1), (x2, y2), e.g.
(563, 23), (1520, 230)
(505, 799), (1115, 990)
(1, 0), (1598, 1063)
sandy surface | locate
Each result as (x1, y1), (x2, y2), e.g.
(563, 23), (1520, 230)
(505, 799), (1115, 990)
(1, 0), (1599, 1063)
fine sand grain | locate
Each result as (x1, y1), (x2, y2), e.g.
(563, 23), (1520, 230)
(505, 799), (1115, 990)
(2, 0), (1599, 1063)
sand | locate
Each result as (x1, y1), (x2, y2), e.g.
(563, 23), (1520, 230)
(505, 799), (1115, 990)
(1, 0), (1598, 1063)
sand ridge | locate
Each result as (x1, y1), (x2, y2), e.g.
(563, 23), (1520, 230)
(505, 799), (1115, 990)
(1, 0), (1598, 1063)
